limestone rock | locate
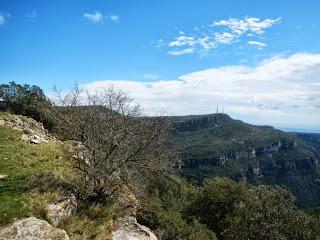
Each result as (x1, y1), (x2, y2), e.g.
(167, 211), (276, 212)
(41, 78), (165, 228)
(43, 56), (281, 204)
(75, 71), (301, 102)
(112, 217), (157, 240)
(47, 196), (77, 227)
(1, 114), (56, 144)
(0, 174), (8, 179)
(0, 217), (69, 240)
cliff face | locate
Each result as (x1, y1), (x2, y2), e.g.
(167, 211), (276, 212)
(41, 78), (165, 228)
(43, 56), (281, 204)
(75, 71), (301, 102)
(168, 114), (320, 207)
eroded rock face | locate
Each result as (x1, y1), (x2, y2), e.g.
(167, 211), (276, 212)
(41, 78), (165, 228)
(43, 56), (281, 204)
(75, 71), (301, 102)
(1, 114), (56, 144)
(47, 195), (77, 227)
(112, 217), (157, 240)
(0, 217), (69, 240)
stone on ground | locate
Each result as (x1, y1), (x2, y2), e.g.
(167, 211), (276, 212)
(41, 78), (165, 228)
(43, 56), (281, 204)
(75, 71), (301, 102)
(0, 217), (69, 240)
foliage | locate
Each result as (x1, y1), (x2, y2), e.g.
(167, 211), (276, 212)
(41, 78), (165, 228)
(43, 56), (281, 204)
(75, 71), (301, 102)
(167, 113), (320, 207)
(59, 201), (114, 240)
(223, 185), (320, 240)
(189, 177), (251, 238)
(139, 175), (320, 240)
(138, 175), (217, 240)
(0, 81), (53, 129)
(295, 132), (320, 153)
(0, 114), (116, 238)
(0, 121), (68, 224)
(52, 85), (171, 200)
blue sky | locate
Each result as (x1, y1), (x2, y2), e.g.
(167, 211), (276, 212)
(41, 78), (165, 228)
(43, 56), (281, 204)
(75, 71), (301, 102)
(1, 0), (320, 129)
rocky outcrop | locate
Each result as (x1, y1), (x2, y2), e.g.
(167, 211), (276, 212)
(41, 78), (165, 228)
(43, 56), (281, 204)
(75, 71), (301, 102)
(184, 140), (298, 168)
(47, 195), (77, 227)
(0, 217), (69, 240)
(0, 114), (55, 144)
(112, 217), (157, 240)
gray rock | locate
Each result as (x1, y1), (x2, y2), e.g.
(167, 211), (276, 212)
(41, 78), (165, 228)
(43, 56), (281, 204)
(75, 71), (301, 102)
(112, 217), (157, 240)
(47, 196), (77, 227)
(3, 114), (56, 144)
(0, 217), (69, 240)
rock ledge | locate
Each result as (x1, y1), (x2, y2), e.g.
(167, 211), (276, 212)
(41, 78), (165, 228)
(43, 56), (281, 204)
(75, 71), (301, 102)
(0, 217), (69, 240)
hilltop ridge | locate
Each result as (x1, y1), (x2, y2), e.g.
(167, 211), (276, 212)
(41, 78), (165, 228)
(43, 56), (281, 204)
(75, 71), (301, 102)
(166, 113), (320, 207)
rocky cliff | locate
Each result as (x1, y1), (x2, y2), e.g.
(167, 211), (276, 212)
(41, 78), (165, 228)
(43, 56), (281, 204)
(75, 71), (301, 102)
(167, 113), (320, 207)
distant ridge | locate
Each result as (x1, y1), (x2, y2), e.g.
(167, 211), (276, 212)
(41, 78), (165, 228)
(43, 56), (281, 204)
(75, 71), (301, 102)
(165, 113), (320, 208)
(279, 127), (320, 134)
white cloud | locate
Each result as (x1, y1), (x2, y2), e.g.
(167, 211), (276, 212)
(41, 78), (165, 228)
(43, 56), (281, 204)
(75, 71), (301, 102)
(82, 53), (320, 128)
(26, 10), (37, 19)
(248, 40), (267, 47)
(198, 36), (216, 51)
(214, 32), (234, 44)
(212, 17), (281, 35)
(168, 36), (196, 47)
(167, 48), (195, 56)
(108, 14), (119, 22)
(163, 16), (280, 56)
(83, 11), (104, 23)
(83, 11), (119, 23)
(0, 12), (11, 26)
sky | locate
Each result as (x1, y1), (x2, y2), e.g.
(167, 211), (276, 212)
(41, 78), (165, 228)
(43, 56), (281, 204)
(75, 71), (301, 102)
(0, 0), (320, 130)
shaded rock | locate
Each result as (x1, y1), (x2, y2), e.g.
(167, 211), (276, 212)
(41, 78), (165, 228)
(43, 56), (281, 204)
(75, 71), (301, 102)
(112, 217), (157, 240)
(0, 217), (69, 240)
(47, 195), (77, 227)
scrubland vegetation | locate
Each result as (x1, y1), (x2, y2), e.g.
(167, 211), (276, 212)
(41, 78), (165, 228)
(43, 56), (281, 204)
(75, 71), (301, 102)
(0, 82), (320, 239)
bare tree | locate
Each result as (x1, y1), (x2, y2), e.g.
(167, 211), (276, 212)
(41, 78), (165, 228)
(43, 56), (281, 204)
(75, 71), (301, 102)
(52, 85), (170, 200)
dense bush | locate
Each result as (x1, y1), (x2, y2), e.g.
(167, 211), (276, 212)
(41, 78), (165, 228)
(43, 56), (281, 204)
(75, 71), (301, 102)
(138, 175), (218, 240)
(139, 175), (320, 240)
(0, 82), (53, 129)
(189, 177), (251, 239)
(223, 185), (320, 240)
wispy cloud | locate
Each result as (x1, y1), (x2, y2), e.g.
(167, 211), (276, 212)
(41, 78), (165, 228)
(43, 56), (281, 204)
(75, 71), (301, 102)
(212, 17), (281, 35)
(83, 11), (104, 23)
(162, 16), (280, 56)
(108, 14), (119, 22)
(214, 32), (234, 44)
(168, 36), (196, 47)
(82, 53), (320, 128)
(0, 12), (11, 26)
(83, 11), (120, 23)
(167, 48), (195, 56)
(26, 10), (37, 19)
(248, 40), (267, 47)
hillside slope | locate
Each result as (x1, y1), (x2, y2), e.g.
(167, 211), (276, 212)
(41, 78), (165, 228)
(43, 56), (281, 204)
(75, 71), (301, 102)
(295, 132), (320, 154)
(168, 113), (320, 207)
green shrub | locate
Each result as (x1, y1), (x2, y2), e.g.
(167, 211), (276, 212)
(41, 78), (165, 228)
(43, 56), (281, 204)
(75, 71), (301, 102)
(0, 82), (54, 130)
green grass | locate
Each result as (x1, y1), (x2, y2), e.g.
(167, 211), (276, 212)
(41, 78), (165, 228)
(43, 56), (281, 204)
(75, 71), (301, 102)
(0, 113), (115, 239)
(0, 123), (67, 225)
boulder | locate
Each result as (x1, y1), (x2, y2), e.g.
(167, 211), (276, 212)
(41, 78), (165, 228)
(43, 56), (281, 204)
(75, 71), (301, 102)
(47, 195), (77, 227)
(112, 217), (157, 240)
(0, 217), (69, 240)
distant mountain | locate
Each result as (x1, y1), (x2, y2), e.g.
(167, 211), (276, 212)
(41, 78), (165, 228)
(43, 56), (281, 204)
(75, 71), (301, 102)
(166, 113), (320, 208)
(280, 127), (320, 133)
